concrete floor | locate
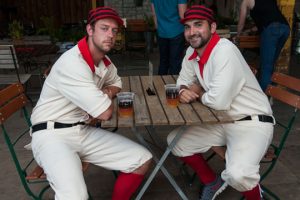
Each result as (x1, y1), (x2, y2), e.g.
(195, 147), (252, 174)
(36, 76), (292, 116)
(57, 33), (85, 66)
(0, 47), (300, 200)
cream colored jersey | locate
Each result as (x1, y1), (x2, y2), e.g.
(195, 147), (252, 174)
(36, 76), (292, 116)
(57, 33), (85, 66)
(177, 38), (272, 119)
(31, 45), (122, 125)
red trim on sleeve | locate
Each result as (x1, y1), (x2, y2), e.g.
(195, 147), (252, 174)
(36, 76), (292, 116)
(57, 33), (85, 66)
(78, 37), (95, 73)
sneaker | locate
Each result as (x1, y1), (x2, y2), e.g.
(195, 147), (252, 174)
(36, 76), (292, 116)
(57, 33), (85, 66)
(199, 176), (228, 200)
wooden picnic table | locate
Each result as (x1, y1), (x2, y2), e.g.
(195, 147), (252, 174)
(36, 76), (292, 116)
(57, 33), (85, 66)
(102, 75), (233, 128)
(102, 75), (234, 200)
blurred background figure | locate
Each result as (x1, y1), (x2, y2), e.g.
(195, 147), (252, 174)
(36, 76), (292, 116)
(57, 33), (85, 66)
(237, 0), (290, 91)
(151, 0), (187, 75)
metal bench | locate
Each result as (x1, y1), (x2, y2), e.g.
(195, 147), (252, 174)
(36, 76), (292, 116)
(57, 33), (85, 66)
(0, 45), (31, 86)
(0, 83), (91, 199)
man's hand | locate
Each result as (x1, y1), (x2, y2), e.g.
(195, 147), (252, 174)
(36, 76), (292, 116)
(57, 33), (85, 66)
(179, 84), (204, 103)
(179, 89), (199, 103)
(97, 104), (113, 121)
(102, 88), (113, 99)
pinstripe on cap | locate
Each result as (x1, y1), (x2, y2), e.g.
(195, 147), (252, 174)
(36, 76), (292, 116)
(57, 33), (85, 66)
(181, 5), (215, 24)
(87, 7), (123, 26)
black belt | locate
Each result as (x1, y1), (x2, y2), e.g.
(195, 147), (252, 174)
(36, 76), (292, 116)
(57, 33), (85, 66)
(31, 122), (86, 133)
(237, 115), (274, 124)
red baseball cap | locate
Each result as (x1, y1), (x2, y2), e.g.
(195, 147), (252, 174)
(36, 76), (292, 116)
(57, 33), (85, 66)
(181, 5), (215, 24)
(87, 7), (123, 26)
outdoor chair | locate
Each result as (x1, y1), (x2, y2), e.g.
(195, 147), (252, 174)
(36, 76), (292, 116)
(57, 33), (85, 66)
(0, 44), (31, 87)
(186, 72), (300, 200)
(125, 19), (148, 58)
(236, 35), (260, 71)
(15, 44), (59, 88)
(236, 35), (260, 49)
(0, 83), (91, 199)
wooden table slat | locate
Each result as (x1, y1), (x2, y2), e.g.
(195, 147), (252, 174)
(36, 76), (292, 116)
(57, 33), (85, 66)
(121, 76), (130, 92)
(118, 77), (134, 127)
(140, 76), (169, 125)
(130, 76), (152, 126)
(210, 110), (234, 124)
(178, 103), (203, 125)
(102, 75), (233, 128)
(162, 75), (202, 125)
(192, 101), (218, 124)
(161, 75), (176, 84)
(101, 98), (118, 128)
(155, 76), (185, 125)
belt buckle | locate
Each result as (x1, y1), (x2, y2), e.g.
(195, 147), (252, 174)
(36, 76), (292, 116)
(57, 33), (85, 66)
(47, 121), (55, 130)
(251, 115), (259, 121)
(271, 116), (276, 125)
(29, 127), (33, 136)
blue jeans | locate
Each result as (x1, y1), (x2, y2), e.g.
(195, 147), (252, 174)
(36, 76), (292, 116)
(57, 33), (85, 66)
(157, 33), (185, 75)
(259, 22), (290, 91)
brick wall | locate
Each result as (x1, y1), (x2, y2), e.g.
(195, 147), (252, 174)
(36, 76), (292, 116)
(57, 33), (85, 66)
(104, 0), (152, 19)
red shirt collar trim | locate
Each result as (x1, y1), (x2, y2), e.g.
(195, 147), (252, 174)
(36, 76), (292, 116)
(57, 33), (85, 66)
(188, 32), (220, 63)
(78, 36), (95, 73)
(199, 32), (220, 66)
(188, 49), (198, 60)
(103, 56), (111, 67)
(187, 33), (220, 78)
(78, 37), (111, 73)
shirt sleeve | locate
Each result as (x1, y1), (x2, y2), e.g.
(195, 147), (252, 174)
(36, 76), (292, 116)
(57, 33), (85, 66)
(103, 60), (122, 89)
(56, 59), (111, 118)
(177, 48), (198, 87)
(201, 44), (246, 110)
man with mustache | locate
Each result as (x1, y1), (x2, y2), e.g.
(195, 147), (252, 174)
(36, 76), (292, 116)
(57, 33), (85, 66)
(167, 5), (274, 200)
(30, 7), (152, 200)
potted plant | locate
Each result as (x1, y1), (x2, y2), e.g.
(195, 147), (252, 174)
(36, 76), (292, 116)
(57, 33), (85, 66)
(8, 20), (24, 44)
(37, 16), (58, 43)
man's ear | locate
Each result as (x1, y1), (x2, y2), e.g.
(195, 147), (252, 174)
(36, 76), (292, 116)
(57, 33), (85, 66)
(211, 22), (217, 34)
(86, 24), (93, 37)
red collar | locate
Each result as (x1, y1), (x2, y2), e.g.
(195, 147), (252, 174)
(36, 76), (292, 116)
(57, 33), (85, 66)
(188, 49), (198, 60)
(188, 32), (220, 77)
(78, 37), (111, 73)
(199, 32), (220, 66)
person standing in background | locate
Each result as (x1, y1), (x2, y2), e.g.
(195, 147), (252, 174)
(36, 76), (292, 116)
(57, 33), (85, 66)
(237, 0), (290, 91)
(151, 0), (187, 75)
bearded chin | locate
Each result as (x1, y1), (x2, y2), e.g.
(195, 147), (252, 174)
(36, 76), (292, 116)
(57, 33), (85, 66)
(191, 38), (209, 49)
(92, 38), (113, 53)
(191, 42), (206, 49)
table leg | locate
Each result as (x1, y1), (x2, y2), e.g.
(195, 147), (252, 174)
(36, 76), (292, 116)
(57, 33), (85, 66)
(132, 126), (189, 200)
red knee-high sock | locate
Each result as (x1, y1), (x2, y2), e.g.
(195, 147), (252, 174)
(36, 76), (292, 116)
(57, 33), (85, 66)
(112, 172), (144, 200)
(242, 185), (261, 200)
(180, 154), (216, 184)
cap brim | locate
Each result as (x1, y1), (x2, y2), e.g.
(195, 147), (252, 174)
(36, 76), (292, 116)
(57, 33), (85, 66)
(92, 15), (124, 26)
(180, 16), (212, 24)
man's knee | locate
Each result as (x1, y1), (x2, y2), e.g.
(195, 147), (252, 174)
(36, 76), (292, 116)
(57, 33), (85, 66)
(55, 181), (89, 200)
(222, 163), (260, 192)
(167, 131), (177, 145)
(133, 158), (152, 175)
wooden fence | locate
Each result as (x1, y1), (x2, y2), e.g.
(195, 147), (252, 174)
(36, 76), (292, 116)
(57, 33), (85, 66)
(0, 0), (103, 30)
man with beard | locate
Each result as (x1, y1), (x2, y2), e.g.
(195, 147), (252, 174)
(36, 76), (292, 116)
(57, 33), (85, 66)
(167, 5), (274, 200)
(30, 7), (152, 200)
